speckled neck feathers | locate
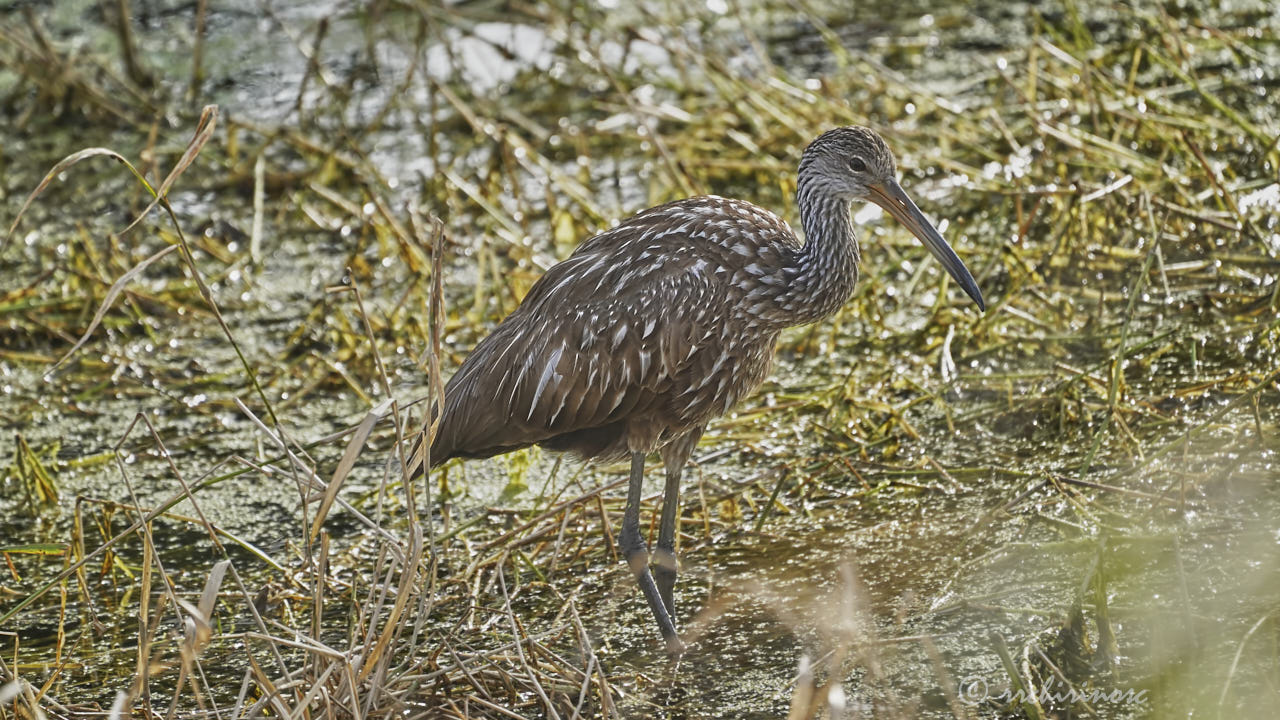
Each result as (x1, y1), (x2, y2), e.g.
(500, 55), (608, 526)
(768, 172), (861, 326)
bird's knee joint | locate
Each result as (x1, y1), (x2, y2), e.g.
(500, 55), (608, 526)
(626, 551), (650, 575)
(653, 549), (678, 573)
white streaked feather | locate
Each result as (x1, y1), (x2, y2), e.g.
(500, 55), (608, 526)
(529, 344), (565, 421)
(547, 388), (570, 426)
(604, 387), (626, 415)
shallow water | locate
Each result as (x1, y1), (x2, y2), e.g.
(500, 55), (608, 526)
(2, 0), (1279, 717)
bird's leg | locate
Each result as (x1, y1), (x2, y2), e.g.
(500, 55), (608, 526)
(654, 427), (702, 622)
(654, 460), (682, 621)
(620, 451), (686, 654)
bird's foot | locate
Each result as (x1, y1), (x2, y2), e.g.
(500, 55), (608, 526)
(664, 632), (688, 656)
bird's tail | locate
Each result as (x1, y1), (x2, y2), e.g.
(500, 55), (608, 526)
(402, 400), (444, 482)
(403, 430), (428, 482)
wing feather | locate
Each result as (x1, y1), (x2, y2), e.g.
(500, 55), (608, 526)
(431, 244), (713, 464)
(427, 195), (800, 465)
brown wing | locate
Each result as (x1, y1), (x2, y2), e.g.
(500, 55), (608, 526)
(428, 195), (802, 467)
(430, 232), (716, 465)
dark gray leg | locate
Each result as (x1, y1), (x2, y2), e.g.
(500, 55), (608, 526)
(654, 427), (703, 622)
(620, 451), (686, 654)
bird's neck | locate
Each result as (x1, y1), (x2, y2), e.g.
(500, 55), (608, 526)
(771, 183), (861, 326)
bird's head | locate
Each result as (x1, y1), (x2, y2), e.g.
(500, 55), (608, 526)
(800, 126), (986, 311)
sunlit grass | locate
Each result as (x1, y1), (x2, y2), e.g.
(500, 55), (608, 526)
(1, 1), (1278, 717)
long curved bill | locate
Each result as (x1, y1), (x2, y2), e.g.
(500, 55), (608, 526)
(869, 179), (986, 312)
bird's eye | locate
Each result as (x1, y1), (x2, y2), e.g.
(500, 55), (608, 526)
(849, 157), (867, 173)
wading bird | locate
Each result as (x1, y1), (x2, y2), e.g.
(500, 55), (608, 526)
(415, 126), (984, 653)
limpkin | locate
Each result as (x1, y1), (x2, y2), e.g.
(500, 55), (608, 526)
(414, 126), (985, 653)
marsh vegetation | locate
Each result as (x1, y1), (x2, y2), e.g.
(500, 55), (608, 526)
(2, 1), (1279, 717)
